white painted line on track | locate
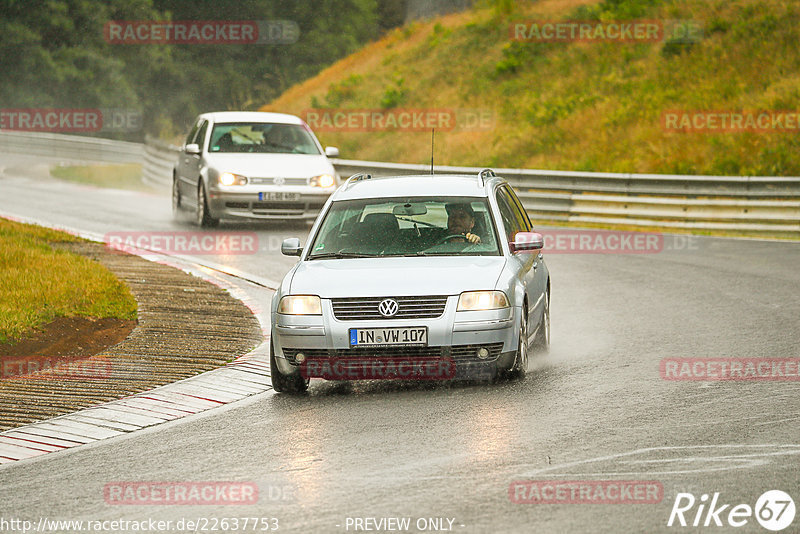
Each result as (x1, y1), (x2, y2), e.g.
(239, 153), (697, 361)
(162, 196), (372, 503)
(518, 444), (800, 477)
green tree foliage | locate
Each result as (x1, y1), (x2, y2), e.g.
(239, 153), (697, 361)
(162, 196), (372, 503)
(0, 0), (394, 139)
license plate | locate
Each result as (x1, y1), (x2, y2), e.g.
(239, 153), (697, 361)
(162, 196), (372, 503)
(259, 192), (300, 201)
(349, 327), (428, 347)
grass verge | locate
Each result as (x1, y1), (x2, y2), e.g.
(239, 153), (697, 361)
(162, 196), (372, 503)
(0, 217), (138, 343)
(50, 163), (153, 192)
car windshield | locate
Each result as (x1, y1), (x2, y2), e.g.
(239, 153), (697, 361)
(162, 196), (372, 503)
(208, 122), (321, 154)
(307, 196), (501, 258)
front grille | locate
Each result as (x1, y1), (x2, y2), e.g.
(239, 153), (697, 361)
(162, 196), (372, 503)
(249, 177), (308, 186)
(252, 202), (306, 211)
(225, 202), (248, 209)
(282, 343), (504, 366)
(250, 201), (326, 212)
(331, 296), (448, 320)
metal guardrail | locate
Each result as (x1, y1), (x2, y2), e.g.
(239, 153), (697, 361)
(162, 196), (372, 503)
(142, 135), (180, 189)
(1, 131), (797, 236)
(0, 130), (142, 164)
(329, 160), (800, 236)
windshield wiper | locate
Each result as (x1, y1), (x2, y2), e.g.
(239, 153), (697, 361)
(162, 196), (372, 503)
(308, 251), (375, 260)
(382, 251), (431, 257)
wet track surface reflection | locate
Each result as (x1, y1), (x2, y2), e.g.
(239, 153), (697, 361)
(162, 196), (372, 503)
(0, 154), (798, 532)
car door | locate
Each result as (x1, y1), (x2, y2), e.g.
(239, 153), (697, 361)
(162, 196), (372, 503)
(176, 119), (201, 195)
(496, 185), (544, 336)
(508, 185), (547, 331)
(178, 119), (208, 204)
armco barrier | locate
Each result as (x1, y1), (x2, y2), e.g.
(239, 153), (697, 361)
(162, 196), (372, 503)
(145, 146), (798, 235)
(327, 160), (800, 236)
(1, 131), (797, 236)
(142, 135), (180, 189)
(0, 130), (142, 164)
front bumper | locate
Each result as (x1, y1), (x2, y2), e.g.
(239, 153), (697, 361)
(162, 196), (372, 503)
(207, 187), (332, 220)
(272, 296), (519, 380)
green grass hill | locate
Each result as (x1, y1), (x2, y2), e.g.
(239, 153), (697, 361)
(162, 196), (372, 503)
(262, 0), (800, 176)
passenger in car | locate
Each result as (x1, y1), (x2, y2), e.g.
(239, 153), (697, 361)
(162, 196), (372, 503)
(216, 132), (234, 151)
(360, 212), (400, 252)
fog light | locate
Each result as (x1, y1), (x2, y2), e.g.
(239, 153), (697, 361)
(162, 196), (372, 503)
(476, 347), (489, 359)
(295, 352), (306, 363)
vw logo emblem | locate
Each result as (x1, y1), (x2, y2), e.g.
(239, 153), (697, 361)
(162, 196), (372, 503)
(378, 299), (399, 317)
(273, 176), (285, 186)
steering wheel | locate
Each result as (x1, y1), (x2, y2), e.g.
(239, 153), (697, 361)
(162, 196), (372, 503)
(436, 234), (480, 247)
(264, 141), (296, 153)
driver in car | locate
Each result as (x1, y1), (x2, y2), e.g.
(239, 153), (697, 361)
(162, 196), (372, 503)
(263, 125), (294, 149)
(442, 202), (481, 244)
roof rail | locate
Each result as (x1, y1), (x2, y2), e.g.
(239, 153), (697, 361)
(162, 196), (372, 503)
(346, 172), (373, 184)
(478, 168), (496, 186)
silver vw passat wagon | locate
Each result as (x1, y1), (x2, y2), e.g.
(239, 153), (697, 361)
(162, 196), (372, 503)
(270, 169), (550, 393)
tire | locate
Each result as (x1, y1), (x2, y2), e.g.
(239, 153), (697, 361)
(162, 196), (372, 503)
(532, 289), (550, 354)
(504, 306), (528, 380)
(270, 340), (309, 394)
(172, 176), (182, 216)
(196, 182), (219, 227)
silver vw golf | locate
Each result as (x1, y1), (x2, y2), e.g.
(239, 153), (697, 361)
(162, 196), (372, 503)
(173, 111), (339, 226)
(270, 170), (550, 393)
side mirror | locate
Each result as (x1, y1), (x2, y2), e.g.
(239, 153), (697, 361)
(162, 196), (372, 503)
(281, 237), (303, 257)
(325, 146), (339, 158)
(510, 232), (544, 253)
(185, 143), (201, 155)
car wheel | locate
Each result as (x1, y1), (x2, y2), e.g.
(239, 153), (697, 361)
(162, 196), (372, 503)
(532, 289), (550, 354)
(504, 307), (528, 380)
(270, 340), (309, 394)
(196, 182), (219, 227)
(172, 176), (182, 215)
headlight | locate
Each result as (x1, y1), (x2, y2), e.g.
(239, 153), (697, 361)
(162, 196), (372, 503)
(219, 172), (248, 186)
(457, 291), (509, 311)
(278, 295), (322, 315)
(309, 174), (335, 188)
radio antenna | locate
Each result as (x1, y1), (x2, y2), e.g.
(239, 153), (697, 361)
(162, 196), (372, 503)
(430, 128), (435, 175)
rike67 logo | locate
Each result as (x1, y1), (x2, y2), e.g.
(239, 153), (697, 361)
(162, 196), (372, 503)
(668, 490), (795, 531)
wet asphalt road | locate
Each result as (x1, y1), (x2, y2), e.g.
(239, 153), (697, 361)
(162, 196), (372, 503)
(0, 153), (799, 533)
